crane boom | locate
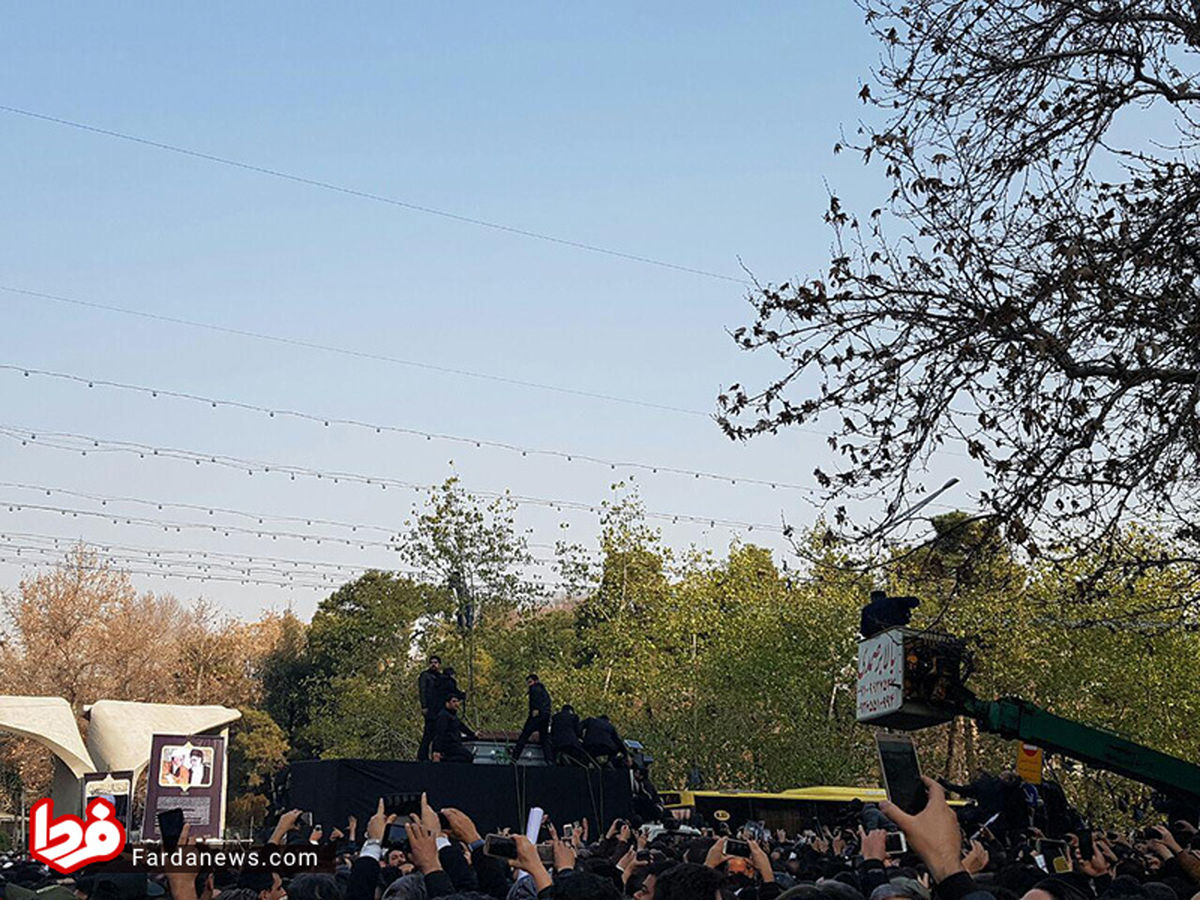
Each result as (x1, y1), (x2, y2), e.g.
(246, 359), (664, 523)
(963, 696), (1200, 802)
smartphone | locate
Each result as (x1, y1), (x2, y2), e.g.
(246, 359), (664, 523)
(484, 834), (519, 860)
(970, 812), (1000, 842)
(885, 832), (907, 855)
(562, 824), (575, 839)
(725, 839), (752, 858)
(537, 843), (555, 865)
(384, 793), (423, 819)
(384, 822), (410, 851)
(876, 733), (928, 816)
(636, 849), (652, 861)
(159, 808), (185, 851)
(1077, 832), (1095, 863)
(299, 811), (313, 829)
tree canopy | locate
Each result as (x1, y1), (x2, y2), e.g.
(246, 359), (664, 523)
(717, 0), (1200, 618)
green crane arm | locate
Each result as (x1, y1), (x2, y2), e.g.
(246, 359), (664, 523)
(962, 696), (1200, 801)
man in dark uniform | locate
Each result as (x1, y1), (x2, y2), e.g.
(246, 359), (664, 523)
(549, 703), (584, 765)
(416, 655), (444, 761)
(511, 673), (552, 762)
(582, 714), (628, 768)
(432, 691), (476, 763)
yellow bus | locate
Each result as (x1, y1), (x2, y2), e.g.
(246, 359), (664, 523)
(661, 786), (968, 833)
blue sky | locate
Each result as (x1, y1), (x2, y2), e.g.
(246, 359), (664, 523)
(0, 3), (976, 617)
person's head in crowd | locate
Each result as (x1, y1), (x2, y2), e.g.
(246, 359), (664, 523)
(380, 874), (424, 900)
(821, 877), (867, 900)
(548, 872), (620, 900)
(210, 867), (240, 898)
(444, 690), (465, 712)
(286, 874), (343, 900)
(236, 868), (284, 900)
(631, 860), (675, 900)
(1025, 875), (1095, 900)
(1101, 875), (1150, 900)
(654, 863), (725, 900)
(427, 656), (441, 673)
(1159, 878), (1194, 900)
(1142, 883), (1180, 900)
(575, 858), (622, 892)
(443, 667), (455, 679)
(385, 848), (406, 869)
(527, 674), (540, 686)
(869, 877), (929, 900)
(996, 864), (1044, 897)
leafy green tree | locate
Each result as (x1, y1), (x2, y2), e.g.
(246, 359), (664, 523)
(260, 611), (313, 756)
(229, 708), (289, 794)
(227, 707), (289, 833)
(302, 571), (431, 757)
(397, 477), (541, 713)
(887, 512), (1200, 816)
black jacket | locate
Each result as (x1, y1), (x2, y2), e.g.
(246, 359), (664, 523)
(528, 681), (552, 717)
(549, 708), (583, 750)
(438, 673), (460, 708)
(418, 669), (443, 712)
(581, 716), (624, 756)
(433, 708), (476, 754)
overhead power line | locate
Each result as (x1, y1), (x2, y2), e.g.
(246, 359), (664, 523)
(0, 533), (577, 593)
(0, 480), (395, 534)
(0, 285), (708, 416)
(0, 481), (584, 555)
(0, 498), (396, 549)
(0, 104), (747, 285)
(0, 529), (395, 575)
(0, 363), (812, 492)
(0, 499), (568, 568)
(0, 424), (791, 533)
(0, 544), (332, 590)
(0, 535), (342, 584)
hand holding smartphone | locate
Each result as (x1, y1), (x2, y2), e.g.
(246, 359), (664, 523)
(725, 838), (752, 858)
(876, 733), (929, 816)
(158, 808), (185, 851)
(483, 833), (519, 860)
(384, 822), (410, 851)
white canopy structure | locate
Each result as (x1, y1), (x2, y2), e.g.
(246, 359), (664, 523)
(84, 700), (241, 783)
(0, 696), (240, 819)
(0, 696), (96, 813)
(0, 696), (95, 776)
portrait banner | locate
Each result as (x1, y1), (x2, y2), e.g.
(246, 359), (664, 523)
(141, 734), (227, 840)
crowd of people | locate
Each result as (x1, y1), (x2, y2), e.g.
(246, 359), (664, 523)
(417, 659), (629, 768)
(2, 770), (1198, 900)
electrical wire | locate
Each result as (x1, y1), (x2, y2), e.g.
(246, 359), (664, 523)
(0, 529), (397, 575)
(0, 105), (748, 286)
(0, 424), (792, 533)
(0, 285), (708, 417)
(0, 545), (332, 589)
(0, 480), (393, 534)
(0, 537), (341, 584)
(0, 499), (572, 568)
(0, 497), (397, 549)
(0, 363), (816, 492)
(0, 532), (576, 592)
(0, 480), (591, 556)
